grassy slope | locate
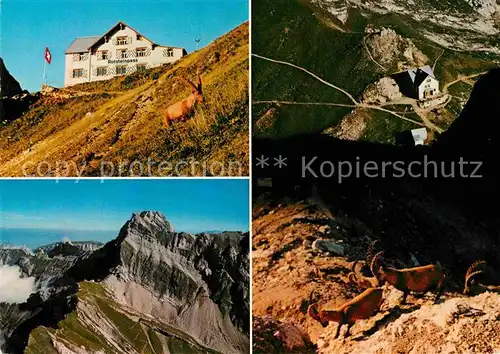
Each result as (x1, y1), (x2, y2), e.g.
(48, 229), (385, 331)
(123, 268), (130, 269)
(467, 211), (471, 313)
(253, 0), (380, 138)
(252, 0), (498, 143)
(25, 282), (220, 354)
(0, 23), (248, 176)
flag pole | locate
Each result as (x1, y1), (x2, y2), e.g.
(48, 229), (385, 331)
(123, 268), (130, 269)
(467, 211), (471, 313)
(42, 54), (47, 88)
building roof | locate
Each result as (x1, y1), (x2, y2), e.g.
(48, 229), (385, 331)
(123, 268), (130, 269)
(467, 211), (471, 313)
(411, 128), (428, 145)
(97, 21), (155, 47)
(65, 21), (186, 54)
(408, 65), (437, 87)
(65, 36), (101, 54)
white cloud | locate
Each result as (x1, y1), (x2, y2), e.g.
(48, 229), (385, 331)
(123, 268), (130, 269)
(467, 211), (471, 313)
(0, 264), (36, 304)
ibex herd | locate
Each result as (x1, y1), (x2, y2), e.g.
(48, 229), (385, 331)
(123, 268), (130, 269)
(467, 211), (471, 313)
(164, 68), (204, 127)
(308, 242), (500, 339)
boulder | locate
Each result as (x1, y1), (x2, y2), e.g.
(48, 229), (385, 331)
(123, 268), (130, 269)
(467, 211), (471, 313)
(312, 239), (345, 255)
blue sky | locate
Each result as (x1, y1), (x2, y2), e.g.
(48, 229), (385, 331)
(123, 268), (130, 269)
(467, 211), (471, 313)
(1, 0), (248, 92)
(0, 179), (249, 235)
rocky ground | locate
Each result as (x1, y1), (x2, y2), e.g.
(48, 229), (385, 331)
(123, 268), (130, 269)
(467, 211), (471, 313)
(252, 194), (500, 354)
(319, 291), (500, 354)
(252, 197), (375, 344)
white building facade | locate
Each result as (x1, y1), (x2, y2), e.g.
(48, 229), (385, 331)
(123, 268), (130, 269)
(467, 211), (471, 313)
(417, 75), (440, 100)
(64, 22), (187, 87)
(408, 66), (440, 101)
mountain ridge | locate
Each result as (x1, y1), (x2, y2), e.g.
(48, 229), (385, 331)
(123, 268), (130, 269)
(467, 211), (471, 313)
(0, 211), (249, 354)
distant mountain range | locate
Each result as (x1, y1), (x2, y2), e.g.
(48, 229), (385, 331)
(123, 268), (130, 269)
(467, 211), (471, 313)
(0, 228), (114, 250)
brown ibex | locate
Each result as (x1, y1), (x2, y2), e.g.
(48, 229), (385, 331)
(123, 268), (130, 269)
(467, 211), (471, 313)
(463, 260), (500, 295)
(347, 241), (382, 290)
(347, 260), (380, 289)
(308, 287), (384, 339)
(164, 68), (204, 127)
(371, 251), (445, 304)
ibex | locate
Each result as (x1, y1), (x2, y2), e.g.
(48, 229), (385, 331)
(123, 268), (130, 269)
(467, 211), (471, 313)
(347, 241), (381, 290)
(463, 260), (500, 295)
(164, 68), (204, 127)
(348, 261), (380, 290)
(308, 287), (384, 339)
(371, 251), (445, 304)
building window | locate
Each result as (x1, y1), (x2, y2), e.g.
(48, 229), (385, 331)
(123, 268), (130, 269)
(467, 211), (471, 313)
(117, 36), (128, 45)
(98, 51), (109, 60)
(136, 64), (147, 72)
(72, 69), (84, 78)
(136, 48), (147, 57)
(117, 49), (128, 59)
(73, 53), (86, 62)
(116, 66), (127, 75)
(164, 48), (174, 57)
(96, 67), (107, 76)
(137, 34), (143, 41)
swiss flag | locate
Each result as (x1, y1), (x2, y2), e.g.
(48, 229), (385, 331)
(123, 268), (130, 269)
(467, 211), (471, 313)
(45, 47), (52, 64)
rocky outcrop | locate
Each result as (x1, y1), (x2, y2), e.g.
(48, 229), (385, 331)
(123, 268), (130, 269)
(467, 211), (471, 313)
(0, 247), (32, 265)
(323, 108), (370, 141)
(0, 58), (23, 98)
(362, 77), (402, 104)
(256, 107), (278, 134)
(315, 0), (500, 53)
(253, 316), (315, 353)
(0, 58), (37, 125)
(0, 93), (40, 125)
(310, 0), (350, 23)
(100, 211), (250, 352)
(366, 28), (428, 70)
(494, 10), (500, 26)
(466, 0), (499, 17)
(0, 246), (83, 287)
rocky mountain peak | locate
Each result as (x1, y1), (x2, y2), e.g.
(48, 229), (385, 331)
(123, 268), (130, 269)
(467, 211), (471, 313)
(0, 58), (23, 98)
(1, 211), (250, 354)
(127, 210), (175, 235)
(111, 212), (249, 332)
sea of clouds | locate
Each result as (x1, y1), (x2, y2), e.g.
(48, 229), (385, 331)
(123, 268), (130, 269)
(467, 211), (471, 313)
(0, 264), (36, 304)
